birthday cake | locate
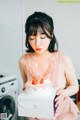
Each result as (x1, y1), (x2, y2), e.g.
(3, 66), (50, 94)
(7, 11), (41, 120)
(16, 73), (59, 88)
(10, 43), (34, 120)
(25, 79), (56, 97)
(18, 79), (58, 119)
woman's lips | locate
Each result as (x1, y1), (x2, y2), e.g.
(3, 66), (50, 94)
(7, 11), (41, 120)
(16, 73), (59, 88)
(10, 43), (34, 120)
(36, 48), (41, 51)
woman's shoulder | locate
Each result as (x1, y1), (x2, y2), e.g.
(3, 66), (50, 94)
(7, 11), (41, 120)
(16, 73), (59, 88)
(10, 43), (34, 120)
(19, 53), (29, 65)
(59, 51), (73, 67)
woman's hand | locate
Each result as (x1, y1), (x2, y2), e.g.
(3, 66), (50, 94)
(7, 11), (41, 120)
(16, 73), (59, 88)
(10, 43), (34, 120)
(55, 89), (67, 108)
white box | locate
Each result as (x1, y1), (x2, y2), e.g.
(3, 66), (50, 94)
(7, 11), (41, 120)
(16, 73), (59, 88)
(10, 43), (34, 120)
(18, 88), (57, 119)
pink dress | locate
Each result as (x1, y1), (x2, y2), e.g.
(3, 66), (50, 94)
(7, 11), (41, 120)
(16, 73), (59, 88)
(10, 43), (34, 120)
(24, 51), (80, 120)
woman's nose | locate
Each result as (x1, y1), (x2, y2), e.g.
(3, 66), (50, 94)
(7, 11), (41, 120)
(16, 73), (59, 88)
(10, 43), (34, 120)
(36, 37), (41, 46)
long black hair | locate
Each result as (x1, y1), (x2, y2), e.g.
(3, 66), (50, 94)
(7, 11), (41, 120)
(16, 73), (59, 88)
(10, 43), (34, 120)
(25, 12), (58, 52)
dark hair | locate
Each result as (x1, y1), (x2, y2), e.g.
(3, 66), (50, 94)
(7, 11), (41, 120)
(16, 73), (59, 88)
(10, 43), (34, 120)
(25, 11), (58, 53)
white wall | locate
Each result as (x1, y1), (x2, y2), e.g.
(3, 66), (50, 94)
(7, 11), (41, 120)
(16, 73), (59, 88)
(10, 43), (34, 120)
(23, 0), (80, 78)
(0, 0), (23, 92)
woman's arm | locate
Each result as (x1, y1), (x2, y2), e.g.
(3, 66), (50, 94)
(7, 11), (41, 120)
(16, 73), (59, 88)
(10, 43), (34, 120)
(55, 55), (79, 107)
(64, 55), (79, 96)
(19, 55), (27, 90)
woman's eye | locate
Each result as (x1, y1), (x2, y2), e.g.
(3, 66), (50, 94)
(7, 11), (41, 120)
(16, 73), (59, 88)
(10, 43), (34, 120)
(40, 35), (46, 39)
(29, 37), (35, 40)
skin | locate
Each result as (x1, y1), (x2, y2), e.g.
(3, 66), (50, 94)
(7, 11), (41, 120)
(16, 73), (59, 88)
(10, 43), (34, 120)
(19, 32), (79, 120)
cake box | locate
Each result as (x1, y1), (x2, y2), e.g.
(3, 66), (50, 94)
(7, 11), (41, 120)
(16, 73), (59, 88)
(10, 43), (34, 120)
(18, 86), (58, 119)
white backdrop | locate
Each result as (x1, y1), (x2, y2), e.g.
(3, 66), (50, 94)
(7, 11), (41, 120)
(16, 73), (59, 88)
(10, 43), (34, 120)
(23, 0), (80, 78)
(0, 0), (23, 92)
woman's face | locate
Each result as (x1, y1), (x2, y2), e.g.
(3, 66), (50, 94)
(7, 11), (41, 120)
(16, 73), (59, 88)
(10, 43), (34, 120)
(29, 30), (51, 54)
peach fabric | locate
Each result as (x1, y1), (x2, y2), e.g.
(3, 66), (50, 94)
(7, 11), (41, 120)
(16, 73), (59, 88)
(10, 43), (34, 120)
(24, 51), (80, 120)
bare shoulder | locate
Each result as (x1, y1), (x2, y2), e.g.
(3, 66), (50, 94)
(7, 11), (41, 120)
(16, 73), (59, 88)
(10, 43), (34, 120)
(19, 54), (25, 64)
(60, 52), (74, 69)
(19, 53), (28, 66)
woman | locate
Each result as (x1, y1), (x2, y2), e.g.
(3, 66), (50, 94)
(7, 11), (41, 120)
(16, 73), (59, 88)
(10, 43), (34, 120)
(19, 12), (80, 120)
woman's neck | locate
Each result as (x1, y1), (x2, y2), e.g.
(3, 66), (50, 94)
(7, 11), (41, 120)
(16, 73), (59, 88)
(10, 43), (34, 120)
(33, 50), (51, 58)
